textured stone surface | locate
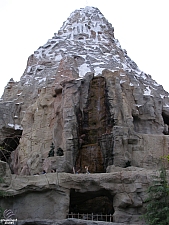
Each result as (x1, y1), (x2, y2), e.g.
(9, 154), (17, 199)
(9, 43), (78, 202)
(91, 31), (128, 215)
(17, 219), (124, 225)
(0, 160), (11, 188)
(0, 6), (169, 225)
(0, 7), (169, 174)
(0, 165), (165, 224)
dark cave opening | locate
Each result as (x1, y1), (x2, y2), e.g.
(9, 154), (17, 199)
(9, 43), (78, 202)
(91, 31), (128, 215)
(0, 128), (22, 163)
(132, 115), (140, 133)
(69, 189), (114, 221)
(162, 112), (169, 135)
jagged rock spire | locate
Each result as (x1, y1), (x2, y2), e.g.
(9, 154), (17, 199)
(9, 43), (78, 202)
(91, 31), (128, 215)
(21, 6), (148, 87)
(3, 6), (169, 108)
(59, 6), (114, 41)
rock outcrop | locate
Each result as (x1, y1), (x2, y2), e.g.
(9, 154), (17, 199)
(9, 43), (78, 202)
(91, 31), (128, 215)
(0, 6), (169, 225)
(0, 163), (164, 224)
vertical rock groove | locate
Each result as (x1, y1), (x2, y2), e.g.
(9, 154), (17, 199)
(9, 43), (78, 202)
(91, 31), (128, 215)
(75, 77), (112, 173)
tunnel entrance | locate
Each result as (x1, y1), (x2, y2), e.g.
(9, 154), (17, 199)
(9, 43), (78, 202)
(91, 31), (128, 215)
(75, 77), (113, 173)
(0, 128), (22, 163)
(162, 112), (169, 135)
(69, 189), (114, 222)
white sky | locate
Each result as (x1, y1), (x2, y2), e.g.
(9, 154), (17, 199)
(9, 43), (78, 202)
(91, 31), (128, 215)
(0, 0), (169, 97)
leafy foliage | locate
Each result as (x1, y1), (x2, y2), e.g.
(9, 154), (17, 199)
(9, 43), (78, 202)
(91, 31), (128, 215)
(143, 167), (169, 225)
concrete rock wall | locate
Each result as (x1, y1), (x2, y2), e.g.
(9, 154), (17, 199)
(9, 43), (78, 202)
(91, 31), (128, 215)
(0, 164), (165, 224)
(1, 70), (169, 175)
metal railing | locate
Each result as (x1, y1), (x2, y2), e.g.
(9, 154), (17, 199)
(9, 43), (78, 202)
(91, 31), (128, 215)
(67, 212), (113, 222)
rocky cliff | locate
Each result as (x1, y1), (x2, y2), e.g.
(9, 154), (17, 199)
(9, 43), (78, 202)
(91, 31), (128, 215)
(1, 6), (169, 224)
(1, 160), (167, 225)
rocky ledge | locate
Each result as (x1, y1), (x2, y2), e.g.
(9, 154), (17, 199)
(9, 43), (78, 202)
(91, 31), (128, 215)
(0, 161), (164, 225)
(17, 219), (131, 225)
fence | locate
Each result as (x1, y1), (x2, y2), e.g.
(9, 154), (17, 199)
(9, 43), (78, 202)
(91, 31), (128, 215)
(67, 212), (113, 222)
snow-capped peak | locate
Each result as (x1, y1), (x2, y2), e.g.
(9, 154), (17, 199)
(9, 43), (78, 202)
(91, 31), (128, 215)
(20, 6), (162, 94)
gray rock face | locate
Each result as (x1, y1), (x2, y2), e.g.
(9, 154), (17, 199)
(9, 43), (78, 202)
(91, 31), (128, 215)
(0, 165), (162, 224)
(17, 219), (122, 225)
(0, 6), (169, 225)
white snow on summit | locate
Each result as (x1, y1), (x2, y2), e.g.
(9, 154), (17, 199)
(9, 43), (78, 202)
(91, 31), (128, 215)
(94, 67), (104, 76)
(20, 6), (164, 95)
(79, 63), (91, 77)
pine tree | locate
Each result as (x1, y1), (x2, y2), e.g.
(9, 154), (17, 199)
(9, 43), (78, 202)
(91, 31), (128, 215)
(143, 167), (169, 225)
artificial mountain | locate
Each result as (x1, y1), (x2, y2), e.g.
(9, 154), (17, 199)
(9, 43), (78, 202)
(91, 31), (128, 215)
(0, 6), (169, 225)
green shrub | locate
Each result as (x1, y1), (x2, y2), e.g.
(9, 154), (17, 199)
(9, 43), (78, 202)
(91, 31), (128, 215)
(142, 167), (169, 225)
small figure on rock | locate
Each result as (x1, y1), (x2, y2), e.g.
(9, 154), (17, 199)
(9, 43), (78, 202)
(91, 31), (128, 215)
(42, 170), (46, 174)
(73, 167), (81, 174)
(85, 166), (90, 174)
(48, 142), (55, 157)
(76, 168), (81, 174)
(56, 147), (64, 156)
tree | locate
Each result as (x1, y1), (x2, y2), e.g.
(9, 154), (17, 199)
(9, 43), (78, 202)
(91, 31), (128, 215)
(143, 167), (169, 225)
(56, 147), (64, 156)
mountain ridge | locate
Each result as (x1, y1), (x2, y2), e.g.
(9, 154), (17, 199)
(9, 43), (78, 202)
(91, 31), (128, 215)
(1, 7), (169, 224)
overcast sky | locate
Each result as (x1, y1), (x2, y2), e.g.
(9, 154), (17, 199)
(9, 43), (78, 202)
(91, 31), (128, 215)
(0, 0), (169, 97)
